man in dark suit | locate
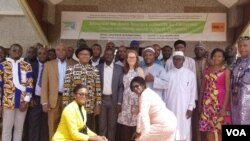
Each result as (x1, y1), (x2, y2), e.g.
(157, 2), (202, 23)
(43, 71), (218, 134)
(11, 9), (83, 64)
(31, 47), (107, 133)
(28, 47), (48, 141)
(97, 48), (124, 141)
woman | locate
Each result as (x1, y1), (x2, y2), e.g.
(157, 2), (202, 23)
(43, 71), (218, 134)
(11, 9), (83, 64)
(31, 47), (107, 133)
(130, 76), (177, 141)
(116, 50), (145, 141)
(231, 36), (250, 124)
(52, 84), (107, 141)
(199, 48), (231, 141)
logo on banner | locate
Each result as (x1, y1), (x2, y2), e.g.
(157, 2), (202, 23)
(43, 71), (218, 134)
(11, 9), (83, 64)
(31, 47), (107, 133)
(62, 21), (76, 31)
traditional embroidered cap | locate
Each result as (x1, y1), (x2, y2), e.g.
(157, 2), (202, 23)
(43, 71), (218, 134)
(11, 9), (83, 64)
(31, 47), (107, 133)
(173, 51), (184, 57)
(143, 47), (155, 53)
(195, 41), (206, 49)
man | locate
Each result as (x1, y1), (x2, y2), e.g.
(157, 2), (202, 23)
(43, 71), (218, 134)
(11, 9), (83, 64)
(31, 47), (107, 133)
(63, 45), (102, 132)
(106, 41), (116, 51)
(225, 45), (237, 68)
(165, 40), (196, 74)
(165, 51), (196, 141)
(66, 46), (78, 64)
(152, 44), (161, 64)
(141, 47), (168, 101)
(40, 42), (76, 141)
(24, 46), (38, 64)
(47, 48), (56, 61)
(97, 48), (124, 141)
(140, 44), (162, 67)
(192, 41), (208, 141)
(161, 45), (172, 67)
(89, 43), (104, 66)
(115, 45), (127, 66)
(28, 47), (49, 141)
(0, 44), (33, 141)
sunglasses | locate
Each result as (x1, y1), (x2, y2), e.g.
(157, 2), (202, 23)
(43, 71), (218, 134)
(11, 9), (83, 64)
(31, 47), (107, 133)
(132, 84), (140, 90)
(76, 93), (88, 97)
(238, 36), (250, 41)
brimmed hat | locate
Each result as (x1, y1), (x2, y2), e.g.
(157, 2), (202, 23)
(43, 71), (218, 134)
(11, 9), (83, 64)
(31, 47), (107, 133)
(75, 44), (93, 58)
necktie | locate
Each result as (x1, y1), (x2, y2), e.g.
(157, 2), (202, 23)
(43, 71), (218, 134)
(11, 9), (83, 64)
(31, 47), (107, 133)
(38, 64), (44, 87)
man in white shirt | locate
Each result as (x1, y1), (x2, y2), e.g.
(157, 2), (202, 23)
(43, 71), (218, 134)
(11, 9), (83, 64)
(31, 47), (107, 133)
(165, 51), (197, 141)
(97, 48), (124, 141)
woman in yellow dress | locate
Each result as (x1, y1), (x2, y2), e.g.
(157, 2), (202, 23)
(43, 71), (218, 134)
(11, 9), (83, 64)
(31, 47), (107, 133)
(53, 84), (107, 141)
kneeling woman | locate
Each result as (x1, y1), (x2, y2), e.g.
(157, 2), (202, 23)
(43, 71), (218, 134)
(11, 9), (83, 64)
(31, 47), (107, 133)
(130, 76), (177, 141)
(53, 84), (107, 141)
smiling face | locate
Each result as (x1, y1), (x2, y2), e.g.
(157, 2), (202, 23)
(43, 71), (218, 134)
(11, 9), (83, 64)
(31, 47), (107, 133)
(237, 40), (250, 58)
(143, 51), (155, 66)
(212, 51), (225, 66)
(74, 87), (88, 106)
(78, 50), (91, 65)
(131, 82), (145, 96)
(127, 52), (137, 67)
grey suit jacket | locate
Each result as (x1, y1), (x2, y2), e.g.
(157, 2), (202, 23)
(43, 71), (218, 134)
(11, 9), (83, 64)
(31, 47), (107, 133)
(97, 63), (124, 105)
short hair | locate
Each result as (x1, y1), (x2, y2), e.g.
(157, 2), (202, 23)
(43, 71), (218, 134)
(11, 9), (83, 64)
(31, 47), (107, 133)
(104, 48), (115, 54)
(10, 44), (23, 50)
(72, 84), (88, 95)
(174, 40), (186, 47)
(48, 48), (56, 53)
(130, 76), (146, 92)
(210, 48), (226, 59)
(162, 45), (172, 50)
(92, 43), (102, 51)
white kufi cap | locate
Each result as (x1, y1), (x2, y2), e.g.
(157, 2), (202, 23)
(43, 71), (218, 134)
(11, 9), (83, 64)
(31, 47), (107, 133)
(173, 51), (184, 57)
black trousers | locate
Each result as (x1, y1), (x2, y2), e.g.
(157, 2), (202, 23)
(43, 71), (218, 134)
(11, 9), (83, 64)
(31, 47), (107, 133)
(116, 123), (136, 141)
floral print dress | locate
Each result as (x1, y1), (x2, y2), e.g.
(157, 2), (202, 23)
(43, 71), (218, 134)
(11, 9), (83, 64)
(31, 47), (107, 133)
(199, 66), (231, 132)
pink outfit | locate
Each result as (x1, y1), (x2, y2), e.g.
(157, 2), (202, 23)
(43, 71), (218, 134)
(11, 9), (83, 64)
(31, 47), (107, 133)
(136, 88), (177, 141)
(199, 67), (231, 132)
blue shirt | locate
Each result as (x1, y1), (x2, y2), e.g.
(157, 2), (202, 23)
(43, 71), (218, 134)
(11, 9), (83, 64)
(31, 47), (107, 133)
(57, 58), (67, 92)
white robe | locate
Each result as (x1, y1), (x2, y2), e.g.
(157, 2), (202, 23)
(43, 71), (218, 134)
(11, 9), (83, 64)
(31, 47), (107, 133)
(165, 56), (198, 100)
(142, 63), (168, 101)
(165, 67), (196, 141)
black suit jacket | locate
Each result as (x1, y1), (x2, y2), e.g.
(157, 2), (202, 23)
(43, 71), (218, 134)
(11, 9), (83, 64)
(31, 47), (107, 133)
(31, 60), (45, 97)
(97, 63), (124, 105)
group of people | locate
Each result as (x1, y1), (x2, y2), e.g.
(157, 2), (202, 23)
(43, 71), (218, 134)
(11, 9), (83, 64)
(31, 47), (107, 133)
(0, 36), (249, 141)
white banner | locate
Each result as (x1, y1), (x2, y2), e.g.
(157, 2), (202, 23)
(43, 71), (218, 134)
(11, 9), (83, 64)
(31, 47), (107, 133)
(61, 12), (226, 41)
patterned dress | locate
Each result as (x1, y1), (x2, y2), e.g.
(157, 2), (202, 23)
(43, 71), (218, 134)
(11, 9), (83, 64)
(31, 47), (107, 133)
(117, 69), (139, 126)
(199, 66), (231, 132)
(231, 57), (250, 124)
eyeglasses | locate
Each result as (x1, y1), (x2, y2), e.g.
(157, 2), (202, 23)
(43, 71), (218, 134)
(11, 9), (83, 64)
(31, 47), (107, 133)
(132, 84), (140, 90)
(76, 93), (88, 97)
(238, 36), (250, 41)
(128, 57), (136, 59)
